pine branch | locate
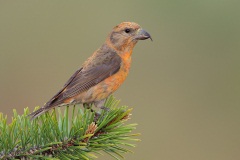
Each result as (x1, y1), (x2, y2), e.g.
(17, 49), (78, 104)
(0, 96), (140, 160)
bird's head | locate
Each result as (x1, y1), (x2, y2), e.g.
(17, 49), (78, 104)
(107, 22), (152, 52)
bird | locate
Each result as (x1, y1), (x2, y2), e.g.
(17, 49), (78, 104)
(29, 22), (152, 119)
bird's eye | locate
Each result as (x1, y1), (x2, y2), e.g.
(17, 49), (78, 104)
(125, 28), (131, 33)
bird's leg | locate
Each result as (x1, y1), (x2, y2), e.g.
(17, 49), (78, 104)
(94, 99), (110, 111)
(93, 99), (111, 122)
(83, 103), (94, 112)
(83, 103), (101, 122)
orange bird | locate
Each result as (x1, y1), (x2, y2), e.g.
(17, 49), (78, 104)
(29, 22), (152, 119)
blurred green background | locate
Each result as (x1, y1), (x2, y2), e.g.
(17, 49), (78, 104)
(1, 1), (240, 160)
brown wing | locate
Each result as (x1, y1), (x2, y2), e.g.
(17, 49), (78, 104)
(45, 50), (121, 108)
(29, 46), (121, 119)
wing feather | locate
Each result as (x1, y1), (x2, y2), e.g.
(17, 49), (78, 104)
(45, 49), (121, 108)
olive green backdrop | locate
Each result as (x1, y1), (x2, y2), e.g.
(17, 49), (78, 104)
(1, 1), (240, 160)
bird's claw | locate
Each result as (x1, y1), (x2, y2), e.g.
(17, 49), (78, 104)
(100, 106), (110, 112)
(94, 112), (101, 122)
(93, 106), (110, 122)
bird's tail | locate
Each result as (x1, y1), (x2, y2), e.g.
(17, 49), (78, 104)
(28, 107), (48, 120)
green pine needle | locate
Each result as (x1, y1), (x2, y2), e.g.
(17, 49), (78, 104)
(0, 96), (140, 160)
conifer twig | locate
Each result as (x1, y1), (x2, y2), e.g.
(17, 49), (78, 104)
(0, 96), (140, 160)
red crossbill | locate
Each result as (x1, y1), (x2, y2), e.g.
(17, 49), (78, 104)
(29, 22), (152, 119)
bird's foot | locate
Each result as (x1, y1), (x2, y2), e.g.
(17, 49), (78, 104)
(94, 112), (101, 122)
(100, 106), (110, 112)
(93, 106), (110, 122)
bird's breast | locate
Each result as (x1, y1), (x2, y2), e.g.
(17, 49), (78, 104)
(103, 52), (132, 92)
(78, 52), (132, 103)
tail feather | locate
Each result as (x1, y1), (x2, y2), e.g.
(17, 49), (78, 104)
(28, 107), (47, 120)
